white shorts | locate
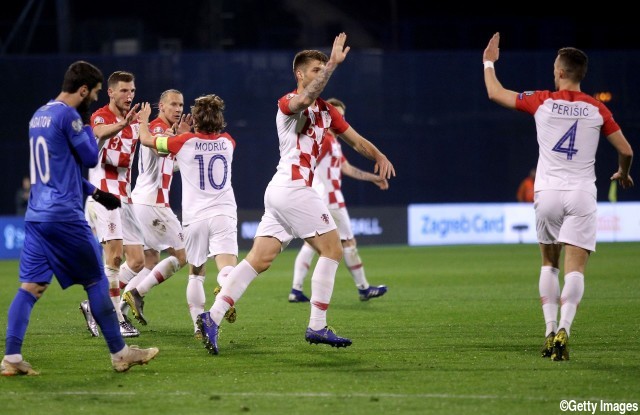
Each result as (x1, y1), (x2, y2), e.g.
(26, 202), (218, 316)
(132, 203), (185, 252)
(183, 215), (238, 267)
(534, 189), (597, 252)
(330, 206), (354, 241)
(255, 185), (337, 250)
(85, 198), (144, 245)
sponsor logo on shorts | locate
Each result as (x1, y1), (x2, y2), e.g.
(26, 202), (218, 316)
(108, 223), (116, 233)
(321, 214), (330, 225)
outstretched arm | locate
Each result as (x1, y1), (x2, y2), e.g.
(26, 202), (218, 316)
(288, 33), (351, 113)
(338, 126), (395, 180)
(483, 32), (518, 109)
(341, 159), (389, 190)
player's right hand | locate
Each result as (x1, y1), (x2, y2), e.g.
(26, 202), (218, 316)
(92, 189), (121, 210)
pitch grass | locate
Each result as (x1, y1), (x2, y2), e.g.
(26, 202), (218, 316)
(1, 243), (639, 415)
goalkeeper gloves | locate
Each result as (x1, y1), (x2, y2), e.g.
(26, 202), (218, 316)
(92, 189), (121, 210)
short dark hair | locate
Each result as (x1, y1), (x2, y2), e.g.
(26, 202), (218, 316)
(107, 71), (135, 88)
(557, 47), (588, 83)
(61, 61), (103, 94)
(192, 94), (226, 134)
(292, 50), (329, 76)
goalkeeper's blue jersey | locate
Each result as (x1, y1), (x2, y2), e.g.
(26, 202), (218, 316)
(25, 100), (90, 222)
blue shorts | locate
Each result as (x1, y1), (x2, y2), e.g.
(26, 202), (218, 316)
(19, 221), (105, 289)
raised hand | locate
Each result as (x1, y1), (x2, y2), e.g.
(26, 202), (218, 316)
(137, 102), (152, 124)
(483, 32), (500, 63)
(328, 32), (351, 66)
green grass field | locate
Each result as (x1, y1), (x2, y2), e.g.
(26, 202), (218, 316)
(1, 243), (639, 414)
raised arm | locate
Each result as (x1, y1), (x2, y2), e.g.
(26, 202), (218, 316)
(483, 32), (518, 109)
(288, 33), (351, 113)
(338, 126), (395, 180)
(137, 102), (155, 148)
(93, 103), (141, 145)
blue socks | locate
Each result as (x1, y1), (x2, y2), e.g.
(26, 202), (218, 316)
(86, 278), (125, 353)
(5, 288), (37, 355)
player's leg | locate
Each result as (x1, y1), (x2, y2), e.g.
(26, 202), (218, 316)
(535, 190), (564, 356)
(2, 223), (50, 375)
(213, 253), (239, 323)
(538, 242), (561, 356)
(129, 205), (186, 299)
(289, 242), (315, 302)
(184, 220), (212, 336)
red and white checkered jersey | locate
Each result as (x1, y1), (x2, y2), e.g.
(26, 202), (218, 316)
(312, 131), (346, 209)
(516, 90), (620, 197)
(88, 105), (140, 204)
(158, 131), (237, 226)
(131, 117), (176, 207)
(269, 93), (349, 188)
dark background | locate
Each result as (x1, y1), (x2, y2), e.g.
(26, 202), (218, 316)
(2, 2), (638, 215)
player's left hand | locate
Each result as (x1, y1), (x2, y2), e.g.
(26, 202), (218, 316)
(610, 171), (634, 189)
(328, 32), (350, 67)
(92, 189), (121, 210)
(483, 32), (500, 63)
(374, 155), (396, 180)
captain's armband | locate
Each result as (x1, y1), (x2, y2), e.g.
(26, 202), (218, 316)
(155, 135), (170, 155)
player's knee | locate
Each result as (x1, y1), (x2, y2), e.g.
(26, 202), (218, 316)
(175, 250), (187, 267)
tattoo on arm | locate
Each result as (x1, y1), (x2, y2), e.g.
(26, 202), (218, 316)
(301, 64), (336, 103)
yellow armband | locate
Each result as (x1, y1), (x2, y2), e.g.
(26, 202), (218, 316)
(155, 135), (170, 155)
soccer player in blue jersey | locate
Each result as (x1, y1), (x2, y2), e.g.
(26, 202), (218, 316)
(1, 61), (159, 376)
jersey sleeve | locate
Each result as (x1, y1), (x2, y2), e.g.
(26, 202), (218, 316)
(597, 102), (621, 136)
(278, 93), (297, 115)
(515, 90), (550, 115)
(327, 104), (349, 134)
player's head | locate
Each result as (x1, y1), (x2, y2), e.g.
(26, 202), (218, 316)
(191, 94), (226, 134)
(292, 50), (329, 86)
(157, 89), (184, 126)
(61, 61), (103, 94)
(326, 97), (346, 117)
(554, 47), (588, 89)
(63, 61), (103, 114)
(107, 71), (136, 113)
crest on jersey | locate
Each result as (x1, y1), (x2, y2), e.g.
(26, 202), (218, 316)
(321, 213), (330, 225)
(286, 93), (295, 100)
(153, 126), (164, 134)
(178, 232), (184, 242)
(517, 91), (535, 100)
(72, 118), (83, 132)
(94, 116), (105, 125)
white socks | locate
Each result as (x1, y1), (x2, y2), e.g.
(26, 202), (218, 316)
(309, 257), (339, 330)
(105, 266), (124, 322)
(343, 246), (368, 290)
(292, 244), (316, 291)
(539, 266), (560, 336)
(186, 275), (206, 330)
(558, 272), (584, 337)
(210, 260), (258, 325)
(137, 256), (181, 296)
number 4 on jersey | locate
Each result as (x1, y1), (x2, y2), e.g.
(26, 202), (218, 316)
(552, 120), (579, 160)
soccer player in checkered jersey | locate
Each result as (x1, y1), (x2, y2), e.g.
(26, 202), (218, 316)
(195, 33), (395, 355)
(2, 61), (158, 375)
(288, 98), (390, 303)
(483, 33), (634, 361)
(83, 71), (145, 337)
(120, 90), (192, 327)
(137, 94), (239, 338)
